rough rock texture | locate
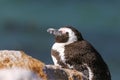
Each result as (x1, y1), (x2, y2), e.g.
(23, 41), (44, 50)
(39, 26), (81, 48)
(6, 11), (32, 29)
(0, 50), (46, 80)
(0, 50), (85, 80)
(44, 65), (86, 80)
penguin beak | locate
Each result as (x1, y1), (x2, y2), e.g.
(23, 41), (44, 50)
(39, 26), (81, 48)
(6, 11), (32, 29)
(47, 28), (62, 36)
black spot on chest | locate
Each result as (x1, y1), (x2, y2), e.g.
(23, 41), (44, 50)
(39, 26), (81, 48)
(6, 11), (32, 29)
(51, 50), (61, 61)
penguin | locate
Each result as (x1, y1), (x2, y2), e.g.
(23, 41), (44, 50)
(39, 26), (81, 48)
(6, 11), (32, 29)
(47, 26), (111, 80)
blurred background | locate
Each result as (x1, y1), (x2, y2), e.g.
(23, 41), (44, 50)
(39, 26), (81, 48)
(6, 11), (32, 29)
(0, 0), (119, 80)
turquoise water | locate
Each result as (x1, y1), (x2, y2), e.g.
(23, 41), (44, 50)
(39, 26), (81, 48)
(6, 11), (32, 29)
(0, 0), (120, 80)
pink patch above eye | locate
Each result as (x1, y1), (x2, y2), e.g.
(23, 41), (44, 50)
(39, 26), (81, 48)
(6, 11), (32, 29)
(59, 29), (66, 34)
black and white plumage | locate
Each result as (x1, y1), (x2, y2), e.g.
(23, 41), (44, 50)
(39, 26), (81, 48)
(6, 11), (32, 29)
(47, 26), (111, 80)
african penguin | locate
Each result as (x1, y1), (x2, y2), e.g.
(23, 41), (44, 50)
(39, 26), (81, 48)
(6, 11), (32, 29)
(47, 26), (111, 80)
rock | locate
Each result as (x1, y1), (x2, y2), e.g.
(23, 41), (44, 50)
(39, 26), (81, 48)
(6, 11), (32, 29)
(44, 65), (87, 80)
(0, 50), (85, 80)
(0, 68), (42, 80)
(0, 50), (46, 80)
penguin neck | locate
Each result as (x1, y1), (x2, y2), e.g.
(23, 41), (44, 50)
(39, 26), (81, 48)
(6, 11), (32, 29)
(54, 40), (76, 46)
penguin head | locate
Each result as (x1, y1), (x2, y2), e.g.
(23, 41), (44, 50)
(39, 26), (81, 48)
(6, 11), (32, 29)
(47, 26), (83, 43)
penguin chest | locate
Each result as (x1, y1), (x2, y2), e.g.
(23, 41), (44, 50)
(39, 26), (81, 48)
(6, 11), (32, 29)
(51, 43), (66, 66)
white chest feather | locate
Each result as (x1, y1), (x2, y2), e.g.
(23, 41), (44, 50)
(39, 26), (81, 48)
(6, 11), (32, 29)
(84, 64), (93, 80)
(51, 55), (59, 66)
(52, 43), (66, 63)
(87, 66), (93, 80)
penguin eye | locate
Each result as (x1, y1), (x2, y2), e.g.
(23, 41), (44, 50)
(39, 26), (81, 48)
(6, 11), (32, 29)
(66, 32), (69, 35)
